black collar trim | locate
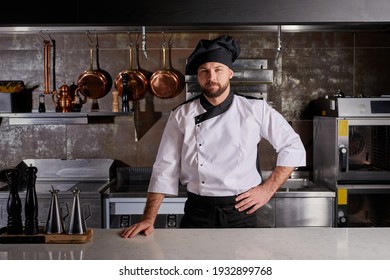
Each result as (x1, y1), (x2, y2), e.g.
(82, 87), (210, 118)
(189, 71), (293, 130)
(195, 91), (234, 124)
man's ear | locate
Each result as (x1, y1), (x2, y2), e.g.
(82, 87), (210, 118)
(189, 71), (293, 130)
(229, 69), (234, 79)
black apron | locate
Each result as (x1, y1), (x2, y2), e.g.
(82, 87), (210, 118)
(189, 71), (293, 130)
(180, 191), (257, 228)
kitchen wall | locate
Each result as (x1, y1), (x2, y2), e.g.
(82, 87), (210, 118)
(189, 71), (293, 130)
(1, 30), (390, 173)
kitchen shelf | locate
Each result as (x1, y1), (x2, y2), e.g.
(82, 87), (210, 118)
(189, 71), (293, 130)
(2, 0), (390, 31)
(0, 112), (133, 125)
(2, 24), (390, 34)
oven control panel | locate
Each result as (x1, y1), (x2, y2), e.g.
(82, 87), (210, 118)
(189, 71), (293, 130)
(313, 97), (390, 117)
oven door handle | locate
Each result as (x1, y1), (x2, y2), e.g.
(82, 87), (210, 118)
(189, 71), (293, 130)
(339, 145), (348, 172)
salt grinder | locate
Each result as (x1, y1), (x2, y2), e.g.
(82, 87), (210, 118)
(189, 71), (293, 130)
(6, 168), (24, 234)
(24, 165), (39, 235)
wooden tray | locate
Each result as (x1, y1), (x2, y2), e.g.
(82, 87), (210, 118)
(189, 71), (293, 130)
(0, 227), (93, 244)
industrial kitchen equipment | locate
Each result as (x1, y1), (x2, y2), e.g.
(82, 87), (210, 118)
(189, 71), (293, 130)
(0, 158), (126, 229)
(313, 96), (390, 227)
(102, 166), (187, 229)
(102, 168), (335, 229)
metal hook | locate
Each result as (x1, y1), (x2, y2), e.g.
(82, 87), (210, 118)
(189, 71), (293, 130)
(85, 30), (94, 47)
(39, 31), (52, 45)
(95, 33), (99, 48)
(277, 25), (282, 52)
(141, 26), (148, 59)
(168, 32), (174, 45)
(161, 31), (173, 48)
(161, 31), (166, 46)
(39, 31), (46, 41)
(127, 32), (133, 47)
(135, 32), (142, 48)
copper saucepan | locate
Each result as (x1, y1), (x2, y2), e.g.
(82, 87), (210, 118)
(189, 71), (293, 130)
(114, 44), (148, 101)
(149, 43), (180, 99)
(76, 45), (109, 100)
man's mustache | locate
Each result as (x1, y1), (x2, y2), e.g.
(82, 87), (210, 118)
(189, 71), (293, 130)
(206, 81), (219, 86)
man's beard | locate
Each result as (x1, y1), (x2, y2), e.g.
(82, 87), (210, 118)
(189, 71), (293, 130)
(201, 80), (230, 99)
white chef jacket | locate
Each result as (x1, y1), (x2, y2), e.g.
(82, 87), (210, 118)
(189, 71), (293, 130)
(148, 92), (306, 197)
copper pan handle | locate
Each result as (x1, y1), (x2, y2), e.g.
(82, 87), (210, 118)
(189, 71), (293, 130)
(128, 44), (134, 69)
(89, 45), (94, 70)
(51, 38), (56, 92)
(162, 43), (167, 70)
(43, 40), (51, 94)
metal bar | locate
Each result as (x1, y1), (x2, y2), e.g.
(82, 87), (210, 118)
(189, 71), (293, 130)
(0, 24), (389, 34)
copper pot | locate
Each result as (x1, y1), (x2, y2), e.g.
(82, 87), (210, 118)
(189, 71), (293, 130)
(149, 43), (180, 99)
(52, 84), (73, 113)
(76, 45), (110, 100)
(114, 44), (148, 101)
(53, 84), (87, 113)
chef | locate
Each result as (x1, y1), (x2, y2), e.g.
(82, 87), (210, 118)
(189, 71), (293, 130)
(121, 35), (306, 238)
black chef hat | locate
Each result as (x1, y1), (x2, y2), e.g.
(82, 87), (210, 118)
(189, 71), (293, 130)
(185, 35), (240, 75)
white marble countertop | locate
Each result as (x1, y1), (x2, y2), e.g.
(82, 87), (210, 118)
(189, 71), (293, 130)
(1, 227), (390, 260)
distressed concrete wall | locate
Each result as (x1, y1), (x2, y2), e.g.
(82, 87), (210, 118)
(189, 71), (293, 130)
(1, 31), (390, 172)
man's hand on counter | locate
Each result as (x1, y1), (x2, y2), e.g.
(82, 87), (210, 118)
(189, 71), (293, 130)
(120, 192), (165, 238)
(120, 221), (155, 238)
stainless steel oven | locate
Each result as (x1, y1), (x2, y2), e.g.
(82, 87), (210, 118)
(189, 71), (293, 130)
(313, 96), (390, 227)
(102, 167), (187, 229)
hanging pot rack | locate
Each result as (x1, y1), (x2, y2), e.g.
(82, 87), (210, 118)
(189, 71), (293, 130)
(1, 24), (389, 35)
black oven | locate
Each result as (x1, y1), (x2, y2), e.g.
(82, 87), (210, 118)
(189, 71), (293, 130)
(337, 188), (390, 227)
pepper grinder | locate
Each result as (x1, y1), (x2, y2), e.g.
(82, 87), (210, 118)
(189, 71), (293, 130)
(38, 93), (46, 113)
(121, 73), (129, 112)
(112, 90), (119, 112)
(24, 165), (39, 235)
(72, 93), (82, 112)
(6, 168), (24, 234)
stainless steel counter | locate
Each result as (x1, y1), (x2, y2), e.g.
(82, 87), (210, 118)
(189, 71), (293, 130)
(103, 178), (335, 228)
(256, 178), (335, 227)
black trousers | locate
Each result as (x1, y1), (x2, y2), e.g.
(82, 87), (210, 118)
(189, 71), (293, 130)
(180, 191), (257, 228)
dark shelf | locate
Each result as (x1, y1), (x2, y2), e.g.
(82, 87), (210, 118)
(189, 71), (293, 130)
(0, 112), (133, 125)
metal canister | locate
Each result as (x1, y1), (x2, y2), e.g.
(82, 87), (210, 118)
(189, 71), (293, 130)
(67, 188), (91, 234)
(45, 187), (68, 234)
